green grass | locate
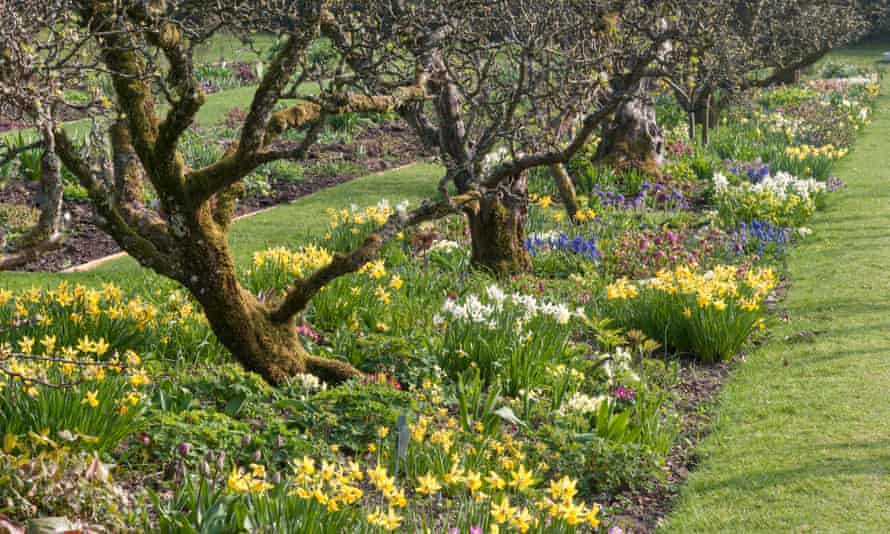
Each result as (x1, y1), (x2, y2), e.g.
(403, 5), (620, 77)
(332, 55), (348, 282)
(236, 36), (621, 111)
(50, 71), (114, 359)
(660, 47), (890, 533)
(192, 33), (277, 65)
(0, 162), (442, 292)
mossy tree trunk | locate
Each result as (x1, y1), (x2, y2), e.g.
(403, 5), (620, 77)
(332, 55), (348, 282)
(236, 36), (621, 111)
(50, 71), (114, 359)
(46, 4), (438, 385)
(179, 217), (359, 385)
(595, 77), (663, 176)
(34, 127), (64, 242)
(467, 173), (532, 276)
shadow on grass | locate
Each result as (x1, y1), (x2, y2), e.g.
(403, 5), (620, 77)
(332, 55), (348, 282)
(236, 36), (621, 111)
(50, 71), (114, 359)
(694, 449), (890, 495)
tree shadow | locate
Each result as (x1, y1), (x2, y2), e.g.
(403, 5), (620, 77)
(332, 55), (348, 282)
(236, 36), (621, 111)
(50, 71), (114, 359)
(695, 447), (890, 495)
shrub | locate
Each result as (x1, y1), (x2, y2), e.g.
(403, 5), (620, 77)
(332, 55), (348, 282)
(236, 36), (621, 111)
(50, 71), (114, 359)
(758, 86), (819, 109)
(263, 159), (306, 183)
(711, 170), (824, 228)
(817, 60), (870, 80)
(600, 226), (727, 279)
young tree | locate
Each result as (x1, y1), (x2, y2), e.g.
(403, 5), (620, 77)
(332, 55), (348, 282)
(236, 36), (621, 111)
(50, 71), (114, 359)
(0, 0), (468, 385)
(0, 15), (70, 269)
(328, 0), (674, 274)
(664, 0), (871, 145)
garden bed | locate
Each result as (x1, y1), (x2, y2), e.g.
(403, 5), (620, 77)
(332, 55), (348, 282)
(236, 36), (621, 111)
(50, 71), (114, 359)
(605, 360), (732, 532)
(0, 71), (879, 533)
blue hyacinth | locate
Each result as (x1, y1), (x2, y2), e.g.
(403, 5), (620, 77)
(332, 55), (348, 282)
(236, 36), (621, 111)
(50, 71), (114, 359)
(729, 220), (791, 259)
(525, 232), (599, 261)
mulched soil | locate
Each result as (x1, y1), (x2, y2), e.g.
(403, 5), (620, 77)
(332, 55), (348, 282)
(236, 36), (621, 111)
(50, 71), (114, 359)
(603, 358), (735, 533)
(0, 107), (88, 133)
(0, 121), (433, 272)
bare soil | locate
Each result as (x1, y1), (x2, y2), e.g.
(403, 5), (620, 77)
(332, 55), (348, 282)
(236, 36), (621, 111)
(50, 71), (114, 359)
(604, 359), (734, 533)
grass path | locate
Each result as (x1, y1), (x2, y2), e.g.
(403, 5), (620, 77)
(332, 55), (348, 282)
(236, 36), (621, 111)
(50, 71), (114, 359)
(659, 79), (890, 532)
(0, 162), (441, 292)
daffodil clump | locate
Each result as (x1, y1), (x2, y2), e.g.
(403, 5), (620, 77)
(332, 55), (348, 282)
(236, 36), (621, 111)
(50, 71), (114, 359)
(324, 199), (410, 253)
(0, 283), (216, 455)
(201, 374), (606, 533)
(712, 170), (823, 228)
(779, 143), (848, 181)
(244, 244), (334, 293)
(211, 454), (601, 533)
(605, 265), (777, 362)
(434, 284), (579, 396)
(0, 337), (150, 454)
(784, 143), (847, 162)
(308, 258), (413, 335)
(0, 283), (218, 363)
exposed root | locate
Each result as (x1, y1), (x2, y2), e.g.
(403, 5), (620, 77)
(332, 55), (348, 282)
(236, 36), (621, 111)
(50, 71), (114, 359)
(0, 233), (64, 271)
(305, 355), (363, 384)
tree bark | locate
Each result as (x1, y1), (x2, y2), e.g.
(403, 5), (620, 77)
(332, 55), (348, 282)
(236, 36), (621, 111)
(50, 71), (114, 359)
(0, 126), (64, 270)
(701, 94), (712, 146)
(550, 163), (579, 222)
(34, 130), (64, 242)
(467, 174), (532, 276)
(595, 76), (663, 175)
(179, 219), (360, 386)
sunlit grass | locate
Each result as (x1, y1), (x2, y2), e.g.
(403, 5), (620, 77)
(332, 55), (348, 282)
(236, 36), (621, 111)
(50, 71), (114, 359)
(660, 43), (890, 533)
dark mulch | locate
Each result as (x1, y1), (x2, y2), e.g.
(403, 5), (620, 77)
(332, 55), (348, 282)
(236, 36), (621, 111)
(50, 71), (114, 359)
(1, 121), (433, 272)
(604, 358), (735, 533)
(0, 106), (88, 133)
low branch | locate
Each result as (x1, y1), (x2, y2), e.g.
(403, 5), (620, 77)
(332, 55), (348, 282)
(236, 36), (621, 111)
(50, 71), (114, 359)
(270, 195), (474, 323)
(54, 129), (183, 279)
(482, 102), (619, 188)
(239, 12), (323, 156)
(482, 55), (656, 189)
(747, 47), (831, 89)
(186, 84), (427, 206)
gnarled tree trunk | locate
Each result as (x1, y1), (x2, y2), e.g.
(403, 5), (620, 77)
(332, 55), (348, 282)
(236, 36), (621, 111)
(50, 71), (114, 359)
(178, 211), (361, 386)
(595, 77), (663, 176)
(467, 173), (531, 276)
(34, 130), (64, 243)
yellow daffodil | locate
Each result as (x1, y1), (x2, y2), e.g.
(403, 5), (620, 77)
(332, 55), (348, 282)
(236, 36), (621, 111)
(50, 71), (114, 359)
(81, 390), (100, 408)
(416, 472), (442, 496)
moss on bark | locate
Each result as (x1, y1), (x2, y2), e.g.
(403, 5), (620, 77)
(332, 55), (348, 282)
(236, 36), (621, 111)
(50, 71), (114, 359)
(468, 174), (532, 276)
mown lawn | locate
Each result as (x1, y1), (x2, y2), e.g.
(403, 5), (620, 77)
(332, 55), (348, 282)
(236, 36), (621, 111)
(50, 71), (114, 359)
(660, 46), (890, 533)
(0, 162), (442, 292)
